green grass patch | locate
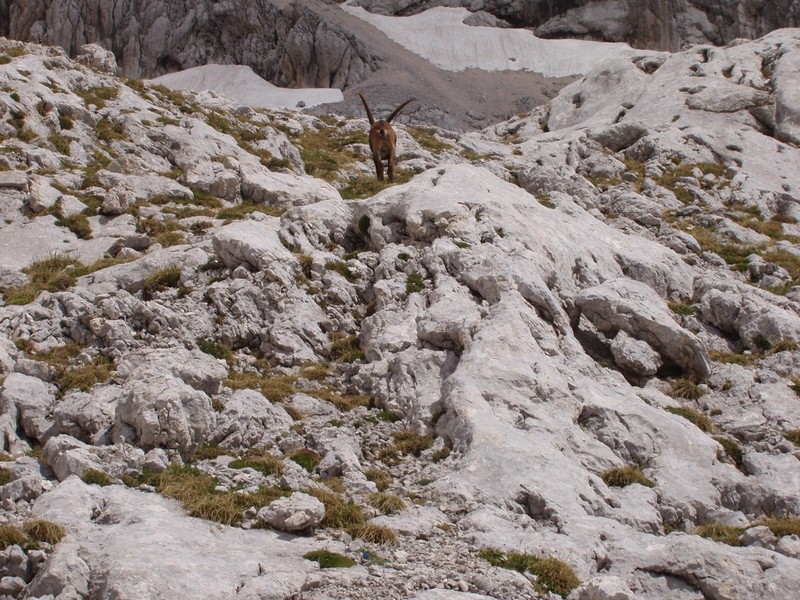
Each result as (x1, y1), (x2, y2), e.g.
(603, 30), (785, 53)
(1, 255), (82, 305)
(141, 266), (182, 300)
(666, 406), (713, 432)
(478, 548), (580, 598)
(758, 517), (800, 538)
(406, 272), (424, 294)
(81, 468), (113, 486)
(23, 519), (65, 546)
(340, 170), (413, 199)
(76, 86), (119, 110)
(406, 126), (454, 154)
(145, 464), (287, 526)
(294, 124), (364, 182)
(217, 199), (284, 221)
(96, 118), (126, 142)
(0, 525), (28, 550)
(289, 449), (321, 473)
(713, 436), (744, 468)
(668, 301), (699, 316)
(197, 339), (234, 365)
(303, 549), (355, 568)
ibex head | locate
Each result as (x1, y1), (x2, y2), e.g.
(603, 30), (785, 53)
(357, 92), (415, 183)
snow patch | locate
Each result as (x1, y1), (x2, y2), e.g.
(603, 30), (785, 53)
(341, 5), (640, 77)
(150, 64), (343, 109)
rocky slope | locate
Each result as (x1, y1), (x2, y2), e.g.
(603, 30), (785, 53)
(352, 0), (800, 50)
(0, 28), (799, 600)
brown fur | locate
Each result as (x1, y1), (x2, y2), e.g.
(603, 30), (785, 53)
(357, 92), (415, 182)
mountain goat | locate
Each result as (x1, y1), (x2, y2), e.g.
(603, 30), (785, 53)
(357, 92), (415, 182)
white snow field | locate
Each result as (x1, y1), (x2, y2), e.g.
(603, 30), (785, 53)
(341, 5), (641, 77)
(150, 64), (343, 109)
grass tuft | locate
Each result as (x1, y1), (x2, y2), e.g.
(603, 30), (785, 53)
(695, 523), (743, 545)
(478, 548), (580, 598)
(303, 549), (355, 568)
(368, 492), (406, 515)
(348, 523), (397, 545)
(141, 266), (181, 300)
(601, 465), (654, 488)
(668, 378), (705, 400)
(81, 468), (113, 486)
(23, 520), (65, 545)
(666, 406), (713, 432)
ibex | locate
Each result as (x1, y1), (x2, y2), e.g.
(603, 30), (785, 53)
(357, 92), (415, 183)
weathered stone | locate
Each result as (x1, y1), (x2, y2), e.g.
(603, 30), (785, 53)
(256, 492), (325, 533)
(577, 278), (711, 378)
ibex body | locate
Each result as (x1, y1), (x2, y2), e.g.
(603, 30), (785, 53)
(357, 92), (415, 182)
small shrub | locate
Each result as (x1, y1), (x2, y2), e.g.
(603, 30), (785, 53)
(668, 378), (705, 400)
(666, 406), (713, 432)
(58, 114), (73, 130)
(432, 448), (451, 462)
(695, 523), (743, 545)
(23, 520), (65, 545)
(368, 492), (405, 515)
(601, 465), (654, 488)
(376, 411), (401, 423)
(753, 335), (772, 352)
(81, 468), (113, 486)
(303, 549), (355, 568)
(358, 214), (371, 236)
(348, 523), (397, 545)
(0, 468), (11, 486)
(406, 272), (424, 294)
(478, 548), (580, 598)
(668, 301), (699, 316)
(197, 339), (234, 365)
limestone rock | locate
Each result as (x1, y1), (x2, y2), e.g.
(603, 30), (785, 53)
(112, 372), (215, 458)
(577, 278), (711, 378)
(256, 492), (325, 533)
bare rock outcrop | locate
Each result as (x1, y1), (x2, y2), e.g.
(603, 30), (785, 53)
(0, 0), (380, 85)
(352, 0), (800, 50)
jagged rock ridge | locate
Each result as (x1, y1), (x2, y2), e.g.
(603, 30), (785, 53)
(0, 27), (799, 600)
